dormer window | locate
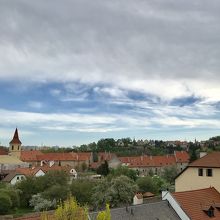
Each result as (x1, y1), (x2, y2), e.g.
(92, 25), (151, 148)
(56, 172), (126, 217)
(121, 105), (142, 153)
(207, 209), (214, 217)
(202, 206), (215, 217)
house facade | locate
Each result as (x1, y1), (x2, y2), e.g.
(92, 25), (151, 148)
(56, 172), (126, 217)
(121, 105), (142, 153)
(175, 152), (220, 192)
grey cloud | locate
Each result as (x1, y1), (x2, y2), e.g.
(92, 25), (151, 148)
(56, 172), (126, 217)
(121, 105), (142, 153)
(0, 0), (220, 96)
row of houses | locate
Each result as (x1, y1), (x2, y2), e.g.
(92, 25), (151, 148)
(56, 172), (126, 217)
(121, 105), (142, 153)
(1, 128), (190, 174)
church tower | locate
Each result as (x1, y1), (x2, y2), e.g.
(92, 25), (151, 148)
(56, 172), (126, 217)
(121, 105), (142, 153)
(9, 128), (22, 158)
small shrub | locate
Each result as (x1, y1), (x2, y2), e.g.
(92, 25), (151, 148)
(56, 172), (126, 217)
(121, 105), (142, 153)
(0, 193), (12, 214)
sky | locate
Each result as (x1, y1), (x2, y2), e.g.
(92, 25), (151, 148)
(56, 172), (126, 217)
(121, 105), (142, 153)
(1, 0), (220, 147)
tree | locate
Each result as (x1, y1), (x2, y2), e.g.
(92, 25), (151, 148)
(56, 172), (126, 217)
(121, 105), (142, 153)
(108, 166), (138, 181)
(41, 197), (88, 220)
(0, 187), (20, 208)
(0, 193), (12, 214)
(42, 184), (70, 202)
(162, 166), (178, 184)
(96, 204), (111, 220)
(136, 176), (158, 193)
(97, 160), (109, 176)
(55, 197), (88, 220)
(92, 175), (138, 209)
(70, 179), (96, 205)
(16, 176), (39, 207)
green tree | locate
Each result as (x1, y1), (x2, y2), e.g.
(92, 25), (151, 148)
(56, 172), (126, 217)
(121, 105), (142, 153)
(42, 184), (70, 202)
(92, 175), (138, 209)
(162, 166), (178, 184)
(0, 193), (12, 214)
(97, 160), (109, 176)
(70, 179), (96, 205)
(0, 187), (20, 208)
(16, 176), (39, 207)
(136, 176), (158, 194)
(108, 166), (138, 181)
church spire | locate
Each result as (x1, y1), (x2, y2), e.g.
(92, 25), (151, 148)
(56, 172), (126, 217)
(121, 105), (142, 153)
(9, 128), (22, 145)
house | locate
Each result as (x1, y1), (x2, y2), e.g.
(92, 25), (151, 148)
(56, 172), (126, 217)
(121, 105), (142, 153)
(162, 187), (220, 220)
(175, 152), (220, 192)
(89, 201), (181, 220)
(2, 171), (26, 185)
(16, 164), (77, 179)
(133, 193), (143, 205)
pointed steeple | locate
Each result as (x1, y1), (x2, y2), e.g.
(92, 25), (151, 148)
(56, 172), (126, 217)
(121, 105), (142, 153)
(9, 128), (22, 144)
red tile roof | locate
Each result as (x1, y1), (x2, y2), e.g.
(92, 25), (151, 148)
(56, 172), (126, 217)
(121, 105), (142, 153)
(36, 152), (91, 161)
(9, 128), (22, 144)
(189, 152), (220, 168)
(172, 187), (220, 220)
(119, 155), (176, 168)
(15, 165), (72, 176)
(20, 150), (44, 162)
(174, 151), (190, 163)
(20, 151), (91, 162)
(0, 149), (8, 155)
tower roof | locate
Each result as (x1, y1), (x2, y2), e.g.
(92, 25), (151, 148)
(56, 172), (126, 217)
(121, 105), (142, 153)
(9, 128), (22, 145)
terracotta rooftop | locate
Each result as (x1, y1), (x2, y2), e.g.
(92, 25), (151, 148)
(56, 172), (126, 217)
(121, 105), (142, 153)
(15, 164), (72, 176)
(20, 151), (91, 162)
(172, 187), (220, 220)
(9, 128), (22, 144)
(20, 150), (43, 162)
(119, 154), (177, 167)
(174, 151), (190, 163)
(189, 152), (220, 168)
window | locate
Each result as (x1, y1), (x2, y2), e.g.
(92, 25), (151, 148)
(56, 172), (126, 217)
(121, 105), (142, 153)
(12, 145), (14, 150)
(198, 168), (203, 176)
(207, 209), (214, 217)
(18, 146), (20, 150)
(207, 169), (213, 177)
(16, 176), (19, 180)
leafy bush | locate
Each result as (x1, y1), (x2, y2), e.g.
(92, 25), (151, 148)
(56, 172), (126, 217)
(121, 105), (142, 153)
(30, 194), (55, 211)
(0, 193), (12, 214)
(0, 188), (20, 208)
(42, 184), (70, 202)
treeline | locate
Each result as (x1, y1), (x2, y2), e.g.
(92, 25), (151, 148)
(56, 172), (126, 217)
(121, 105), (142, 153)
(42, 138), (184, 156)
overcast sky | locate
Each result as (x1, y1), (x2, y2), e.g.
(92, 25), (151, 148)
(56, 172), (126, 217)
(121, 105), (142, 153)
(1, 0), (220, 146)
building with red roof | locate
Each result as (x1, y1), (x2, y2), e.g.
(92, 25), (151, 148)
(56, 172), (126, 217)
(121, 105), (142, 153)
(119, 151), (189, 176)
(20, 151), (92, 169)
(162, 187), (220, 220)
(175, 152), (220, 193)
